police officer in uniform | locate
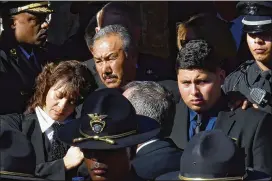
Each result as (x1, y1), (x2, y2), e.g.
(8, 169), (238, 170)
(0, 2), (53, 114)
(223, 1), (272, 113)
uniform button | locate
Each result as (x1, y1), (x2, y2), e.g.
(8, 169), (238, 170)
(20, 91), (28, 96)
(146, 69), (154, 75)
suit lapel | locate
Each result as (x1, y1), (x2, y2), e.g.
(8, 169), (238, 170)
(214, 110), (236, 135)
(170, 100), (189, 149)
(22, 114), (46, 163)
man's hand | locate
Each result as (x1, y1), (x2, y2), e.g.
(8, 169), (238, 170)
(226, 91), (255, 110)
(63, 146), (84, 170)
(241, 100), (258, 110)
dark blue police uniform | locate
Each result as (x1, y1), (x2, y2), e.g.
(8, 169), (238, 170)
(223, 1), (272, 113)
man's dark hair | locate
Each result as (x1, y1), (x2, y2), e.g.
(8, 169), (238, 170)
(176, 39), (222, 73)
(84, 2), (141, 47)
(101, 2), (141, 27)
(122, 81), (175, 137)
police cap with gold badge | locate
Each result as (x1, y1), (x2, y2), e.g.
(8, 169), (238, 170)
(0, 1), (53, 16)
(58, 88), (160, 150)
(237, 1), (272, 33)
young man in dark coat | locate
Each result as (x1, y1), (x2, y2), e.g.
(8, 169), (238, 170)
(122, 81), (182, 180)
(170, 39), (272, 176)
(0, 1), (53, 114)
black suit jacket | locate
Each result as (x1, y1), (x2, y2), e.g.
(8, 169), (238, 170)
(0, 34), (50, 114)
(170, 99), (272, 176)
(131, 138), (183, 180)
(0, 113), (77, 180)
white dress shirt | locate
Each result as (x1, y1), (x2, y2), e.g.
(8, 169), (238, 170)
(35, 106), (56, 144)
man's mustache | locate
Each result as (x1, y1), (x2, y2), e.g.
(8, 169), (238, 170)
(102, 74), (118, 80)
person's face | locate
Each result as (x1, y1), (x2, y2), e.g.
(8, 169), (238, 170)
(84, 148), (131, 181)
(177, 68), (225, 113)
(247, 32), (272, 65)
(11, 12), (50, 45)
(91, 34), (136, 88)
(43, 80), (77, 122)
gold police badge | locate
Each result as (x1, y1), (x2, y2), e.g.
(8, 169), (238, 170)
(88, 113), (107, 134)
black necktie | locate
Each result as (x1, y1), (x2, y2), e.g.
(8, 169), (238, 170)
(195, 114), (202, 135)
(29, 55), (41, 73)
(51, 123), (67, 160)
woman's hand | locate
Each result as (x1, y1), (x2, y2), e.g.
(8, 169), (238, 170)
(63, 146), (84, 170)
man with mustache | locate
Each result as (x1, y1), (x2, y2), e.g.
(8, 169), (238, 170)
(223, 2), (272, 113)
(170, 39), (272, 176)
(0, 1), (53, 114)
(85, 2), (176, 89)
(58, 88), (160, 181)
(88, 24), (137, 89)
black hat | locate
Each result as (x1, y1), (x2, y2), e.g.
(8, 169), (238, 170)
(156, 130), (246, 180)
(237, 1), (272, 33)
(58, 88), (160, 150)
(0, 1), (53, 16)
(0, 121), (47, 181)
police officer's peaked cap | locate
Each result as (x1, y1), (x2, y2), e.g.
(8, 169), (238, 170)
(237, 1), (272, 33)
(0, 1), (53, 16)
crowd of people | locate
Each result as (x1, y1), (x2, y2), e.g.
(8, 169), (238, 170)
(0, 1), (272, 181)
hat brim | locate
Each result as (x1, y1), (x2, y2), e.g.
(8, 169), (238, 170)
(58, 115), (160, 150)
(243, 24), (272, 33)
(242, 15), (272, 33)
(155, 171), (179, 180)
(26, 7), (54, 14)
(0, 174), (47, 181)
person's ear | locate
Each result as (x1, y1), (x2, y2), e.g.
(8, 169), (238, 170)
(218, 68), (226, 85)
(10, 18), (16, 29)
(95, 27), (100, 33)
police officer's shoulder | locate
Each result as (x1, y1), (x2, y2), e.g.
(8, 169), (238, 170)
(223, 60), (253, 92)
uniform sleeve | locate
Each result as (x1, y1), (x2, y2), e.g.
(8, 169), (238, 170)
(35, 159), (66, 180)
(0, 49), (9, 73)
(222, 70), (242, 93)
(252, 113), (272, 176)
(0, 114), (22, 130)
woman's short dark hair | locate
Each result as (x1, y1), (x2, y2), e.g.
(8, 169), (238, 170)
(26, 60), (97, 113)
